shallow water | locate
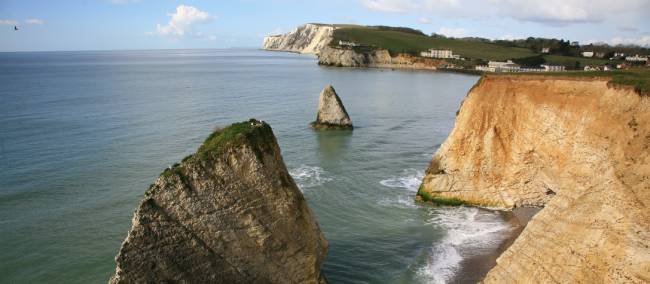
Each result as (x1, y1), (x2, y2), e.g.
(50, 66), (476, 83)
(0, 49), (512, 283)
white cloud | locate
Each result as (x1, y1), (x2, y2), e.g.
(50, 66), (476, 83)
(610, 36), (650, 47)
(359, 0), (650, 26)
(25, 18), (44, 25)
(437, 27), (466, 37)
(499, 34), (523, 40)
(418, 17), (432, 24)
(361, 0), (417, 12)
(0, 19), (19, 26)
(154, 5), (213, 38)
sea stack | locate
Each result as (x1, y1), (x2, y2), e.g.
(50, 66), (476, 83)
(311, 85), (353, 130)
(110, 119), (328, 284)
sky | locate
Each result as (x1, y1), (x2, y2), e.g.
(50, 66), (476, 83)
(1, 0), (649, 52)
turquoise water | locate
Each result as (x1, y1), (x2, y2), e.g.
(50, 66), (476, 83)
(0, 49), (513, 283)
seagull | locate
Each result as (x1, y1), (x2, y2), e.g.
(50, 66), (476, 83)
(14, 26), (19, 31)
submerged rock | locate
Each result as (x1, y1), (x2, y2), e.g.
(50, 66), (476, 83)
(311, 85), (353, 130)
(110, 119), (328, 284)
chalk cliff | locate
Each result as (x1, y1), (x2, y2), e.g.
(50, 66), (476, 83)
(262, 24), (334, 55)
(318, 46), (447, 70)
(262, 23), (449, 70)
(419, 75), (650, 283)
(110, 119), (328, 284)
(311, 85), (353, 129)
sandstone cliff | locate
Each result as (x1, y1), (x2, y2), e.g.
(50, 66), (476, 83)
(262, 24), (334, 55)
(311, 85), (353, 129)
(317, 46), (448, 71)
(110, 119), (328, 284)
(419, 75), (650, 283)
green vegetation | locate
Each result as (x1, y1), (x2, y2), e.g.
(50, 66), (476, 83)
(542, 55), (611, 67)
(145, 119), (275, 197)
(196, 118), (275, 162)
(417, 184), (468, 206)
(332, 25), (535, 60)
(331, 25), (633, 67)
(493, 69), (650, 95)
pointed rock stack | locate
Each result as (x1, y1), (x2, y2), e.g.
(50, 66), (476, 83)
(110, 119), (328, 284)
(311, 85), (353, 130)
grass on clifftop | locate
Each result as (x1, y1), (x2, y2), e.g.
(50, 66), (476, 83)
(493, 69), (650, 95)
(145, 119), (274, 197)
(195, 119), (274, 160)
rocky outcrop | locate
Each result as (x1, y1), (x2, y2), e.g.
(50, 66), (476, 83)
(310, 85), (353, 129)
(318, 46), (448, 70)
(419, 75), (650, 283)
(110, 119), (328, 284)
(262, 23), (449, 70)
(262, 24), (334, 55)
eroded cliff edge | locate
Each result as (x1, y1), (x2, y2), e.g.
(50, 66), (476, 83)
(419, 75), (650, 283)
(110, 119), (328, 284)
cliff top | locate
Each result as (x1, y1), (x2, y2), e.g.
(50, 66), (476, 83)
(147, 119), (274, 197)
(486, 69), (650, 95)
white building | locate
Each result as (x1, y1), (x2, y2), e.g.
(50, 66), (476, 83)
(475, 60), (521, 72)
(420, 49), (454, 59)
(540, 64), (565, 72)
(581, 51), (594, 58)
(541, 47), (550, 54)
(338, 40), (359, 47)
(626, 54), (648, 62)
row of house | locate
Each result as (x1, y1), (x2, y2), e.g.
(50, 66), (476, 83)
(420, 49), (461, 60)
(474, 60), (566, 73)
(338, 40), (361, 47)
(626, 54), (649, 62)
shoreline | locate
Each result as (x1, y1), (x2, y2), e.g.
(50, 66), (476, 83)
(451, 207), (541, 283)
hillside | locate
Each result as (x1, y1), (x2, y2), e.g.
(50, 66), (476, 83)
(331, 25), (613, 66)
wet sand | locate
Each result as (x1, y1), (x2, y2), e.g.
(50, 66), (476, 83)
(450, 207), (541, 283)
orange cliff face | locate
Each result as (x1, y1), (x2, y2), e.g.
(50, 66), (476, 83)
(419, 75), (650, 283)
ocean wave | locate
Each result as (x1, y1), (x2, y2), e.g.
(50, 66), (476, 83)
(289, 165), (332, 190)
(417, 207), (512, 284)
(379, 168), (424, 192)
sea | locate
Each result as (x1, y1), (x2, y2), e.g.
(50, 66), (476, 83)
(0, 49), (514, 283)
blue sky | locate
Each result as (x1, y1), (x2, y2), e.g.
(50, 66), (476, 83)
(1, 0), (649, 51)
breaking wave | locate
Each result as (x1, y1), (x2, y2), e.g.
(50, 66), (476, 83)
(289, 165), (332, 190)
(417, 207), (513, 283)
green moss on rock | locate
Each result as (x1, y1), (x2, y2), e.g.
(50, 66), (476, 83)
(145, 119), (275, 198)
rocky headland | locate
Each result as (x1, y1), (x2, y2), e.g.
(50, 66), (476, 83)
(311, 85), (353, 130)
(419, 75), (650, 283)
(110, 119), (328, 284)
(262, 24), (448, 70)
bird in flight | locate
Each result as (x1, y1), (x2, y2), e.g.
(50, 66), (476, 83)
(14, 26), (19, 31)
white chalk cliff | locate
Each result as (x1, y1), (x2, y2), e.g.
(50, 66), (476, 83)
(262, 24), (334, 55)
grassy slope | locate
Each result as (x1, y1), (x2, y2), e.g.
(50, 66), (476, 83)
(332, 26), (612, 66)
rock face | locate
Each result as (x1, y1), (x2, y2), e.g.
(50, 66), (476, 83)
(262, 23), (449, 70)
(262, 24), (334, 55)
(419, 75), (650, 283)
(318, 46), (447, 70)
(311, 85), (353, 129)
(110, 119), (328, 284)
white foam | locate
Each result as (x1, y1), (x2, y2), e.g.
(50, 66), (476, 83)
(379, 168), (424, 192)
(289, 165), (332, 190)
(417, 207), (513, 284)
